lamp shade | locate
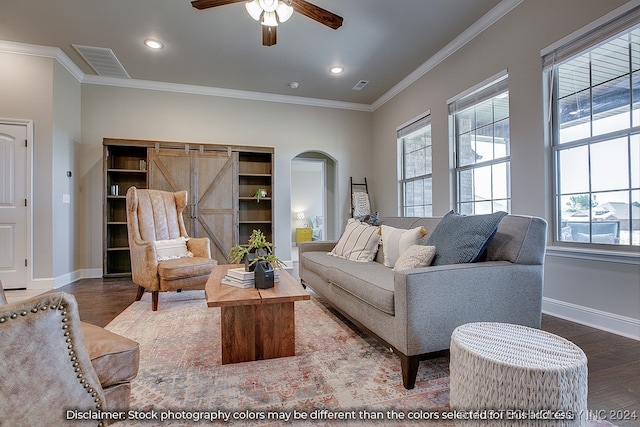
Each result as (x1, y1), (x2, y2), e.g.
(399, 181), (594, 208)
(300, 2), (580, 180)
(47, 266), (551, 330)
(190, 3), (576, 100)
(245, 0), (262, 21)
(276, 2), (294, 22)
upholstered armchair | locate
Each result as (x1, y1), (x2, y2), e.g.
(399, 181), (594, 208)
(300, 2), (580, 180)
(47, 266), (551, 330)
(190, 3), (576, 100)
(0, 282), (139, 425)
(126, 187), (218, 311)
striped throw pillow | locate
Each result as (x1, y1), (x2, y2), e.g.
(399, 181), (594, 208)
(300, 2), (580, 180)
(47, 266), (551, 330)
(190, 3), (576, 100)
(329, 219), (380, 262)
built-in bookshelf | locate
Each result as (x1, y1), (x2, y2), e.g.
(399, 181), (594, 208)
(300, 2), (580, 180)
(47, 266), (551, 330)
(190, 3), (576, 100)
(238, 152), (273, 245)
(103, 144), (147, 276)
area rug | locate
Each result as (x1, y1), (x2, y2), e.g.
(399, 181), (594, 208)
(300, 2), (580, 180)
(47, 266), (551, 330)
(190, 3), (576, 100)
(106, 291), (611, 427)
(106, 290), (451, 426)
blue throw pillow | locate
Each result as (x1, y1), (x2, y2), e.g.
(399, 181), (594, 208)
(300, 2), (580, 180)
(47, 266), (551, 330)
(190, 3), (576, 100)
(427, 210), (508, 266)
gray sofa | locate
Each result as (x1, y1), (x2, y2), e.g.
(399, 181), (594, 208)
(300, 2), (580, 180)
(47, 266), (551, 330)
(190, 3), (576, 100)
(299, 215), (547, 389)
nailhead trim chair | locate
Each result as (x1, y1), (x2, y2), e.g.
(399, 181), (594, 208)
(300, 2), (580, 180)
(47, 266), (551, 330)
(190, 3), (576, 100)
(0, 281), (139, 426)
(126, 187), (218, 311)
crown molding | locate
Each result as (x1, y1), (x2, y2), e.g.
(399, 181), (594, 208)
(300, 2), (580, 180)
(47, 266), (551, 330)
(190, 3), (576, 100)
(81, 75), (373, 112)
(371, 0), (524, 111)
(0, 40), (84, 81)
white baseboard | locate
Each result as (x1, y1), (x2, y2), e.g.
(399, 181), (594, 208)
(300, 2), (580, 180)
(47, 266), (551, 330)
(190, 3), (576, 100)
(54, 271), (81, 289)
(79, 268), (103, 279)
(543, 297), (640, 341)
(29, 268), (104, 291)
(30, 277), (55, 290)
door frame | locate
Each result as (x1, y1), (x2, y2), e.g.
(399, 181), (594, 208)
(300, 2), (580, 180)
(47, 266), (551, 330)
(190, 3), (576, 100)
(0, 118), (33, 289)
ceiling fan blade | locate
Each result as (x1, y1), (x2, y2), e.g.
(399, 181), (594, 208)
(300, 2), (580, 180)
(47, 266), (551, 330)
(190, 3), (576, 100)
(291, 0), (343, 30)
(191, 0), (245, 10)
(262, 26), (277, 46)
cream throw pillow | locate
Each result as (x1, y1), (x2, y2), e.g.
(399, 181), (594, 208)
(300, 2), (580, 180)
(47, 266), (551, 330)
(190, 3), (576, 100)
(329, 219), (380, 262)
(393, 245), (436, 271)
(153, 237), (193, 262)
(380, 225), (427, 268)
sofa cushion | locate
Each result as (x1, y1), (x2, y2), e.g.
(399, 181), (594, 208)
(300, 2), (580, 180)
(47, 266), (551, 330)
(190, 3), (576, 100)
(81, 322), (140, 388)
(329, 219), (380, 262)
(380, 225), (427, 267)
(393, 245), (436, 271)
(157, 257), (217, 280)
(301, 252), (396, 315)
(427, 210), (508, 266)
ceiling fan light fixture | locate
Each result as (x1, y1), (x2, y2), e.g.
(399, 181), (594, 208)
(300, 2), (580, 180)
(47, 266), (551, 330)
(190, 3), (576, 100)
(276, 2), (294, 23)
(245, 0), (263, 21)
(258, 0), (278, 12)
(262, 11), (278, 26)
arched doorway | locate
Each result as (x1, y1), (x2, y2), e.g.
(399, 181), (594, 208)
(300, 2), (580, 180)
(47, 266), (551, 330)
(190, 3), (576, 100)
(290, 152), (337, 258)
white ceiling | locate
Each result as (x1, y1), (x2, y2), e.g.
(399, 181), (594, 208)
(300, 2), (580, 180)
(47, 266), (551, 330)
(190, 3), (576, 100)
(1, 0), (507, 106)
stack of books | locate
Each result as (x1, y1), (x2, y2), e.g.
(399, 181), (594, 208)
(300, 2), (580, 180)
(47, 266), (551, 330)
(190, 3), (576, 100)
(221, 268), (255, 288)
(221, 267), (280, 289)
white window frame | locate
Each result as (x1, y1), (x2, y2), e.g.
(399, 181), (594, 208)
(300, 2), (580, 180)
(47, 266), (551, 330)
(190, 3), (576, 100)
(448, 71), (511, 215)
(398, 112), (432, 217)
(543, 6), (640, 249)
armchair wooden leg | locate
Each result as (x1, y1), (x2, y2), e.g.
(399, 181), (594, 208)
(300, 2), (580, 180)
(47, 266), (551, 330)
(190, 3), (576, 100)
(152, 291), (159, 311)
(135, 286), (145, 301)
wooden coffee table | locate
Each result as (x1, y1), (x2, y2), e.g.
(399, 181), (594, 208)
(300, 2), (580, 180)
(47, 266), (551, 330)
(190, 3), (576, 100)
(205, 264), (310, 364)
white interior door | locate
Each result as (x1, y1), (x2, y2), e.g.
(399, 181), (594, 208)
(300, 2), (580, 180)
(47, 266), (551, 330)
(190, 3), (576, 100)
(0, 123), (28, 289)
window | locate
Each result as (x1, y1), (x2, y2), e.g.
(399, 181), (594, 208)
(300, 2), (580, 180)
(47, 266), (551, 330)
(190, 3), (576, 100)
(449, 74), (510, 214)
(398, 114), (432, 216)
(544, 9), (640, 247)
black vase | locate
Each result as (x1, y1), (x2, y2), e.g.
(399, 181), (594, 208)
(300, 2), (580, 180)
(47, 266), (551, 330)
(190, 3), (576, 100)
(254, 261), (274, 289)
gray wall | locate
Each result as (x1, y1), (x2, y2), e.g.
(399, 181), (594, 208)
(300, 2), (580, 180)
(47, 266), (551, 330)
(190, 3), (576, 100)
(53, 61), (81, 282)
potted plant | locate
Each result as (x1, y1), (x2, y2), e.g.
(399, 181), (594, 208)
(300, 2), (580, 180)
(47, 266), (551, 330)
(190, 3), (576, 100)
(228, 229), (284, 272)
(253, 188), (268, 203)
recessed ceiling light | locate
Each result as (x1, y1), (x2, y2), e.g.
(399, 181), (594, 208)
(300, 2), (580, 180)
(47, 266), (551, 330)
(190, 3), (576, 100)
(330, 66), (344, 74)
(144, 39), (163, 49)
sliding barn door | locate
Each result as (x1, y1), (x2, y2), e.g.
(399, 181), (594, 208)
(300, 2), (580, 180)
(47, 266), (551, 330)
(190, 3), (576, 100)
(148, 148), (237, 262)
(193, 151), (238, 262)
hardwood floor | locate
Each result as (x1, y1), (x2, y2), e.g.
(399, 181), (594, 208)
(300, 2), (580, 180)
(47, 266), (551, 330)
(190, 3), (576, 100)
(541, 315), (640, 426)
(54, 277), (138, 327)
(54, 277), (639, 426)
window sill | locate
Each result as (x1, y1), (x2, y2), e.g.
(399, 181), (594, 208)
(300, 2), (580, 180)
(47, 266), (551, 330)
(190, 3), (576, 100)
(546, 245), (640, 265)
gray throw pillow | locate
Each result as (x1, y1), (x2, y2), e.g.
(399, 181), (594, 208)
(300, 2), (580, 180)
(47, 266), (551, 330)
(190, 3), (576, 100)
(427, 210), (508, 266)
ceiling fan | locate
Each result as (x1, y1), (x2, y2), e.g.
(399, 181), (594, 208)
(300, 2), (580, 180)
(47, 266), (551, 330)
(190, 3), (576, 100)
(191, 0), (343, 46)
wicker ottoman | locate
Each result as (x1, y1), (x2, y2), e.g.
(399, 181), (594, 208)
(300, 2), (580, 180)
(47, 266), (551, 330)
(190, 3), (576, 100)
(450, 322), (588, 426)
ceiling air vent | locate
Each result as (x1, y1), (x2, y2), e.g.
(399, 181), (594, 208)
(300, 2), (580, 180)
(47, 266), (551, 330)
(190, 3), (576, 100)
(352, 80), (369, 91)
(72, 44), (130, 79)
